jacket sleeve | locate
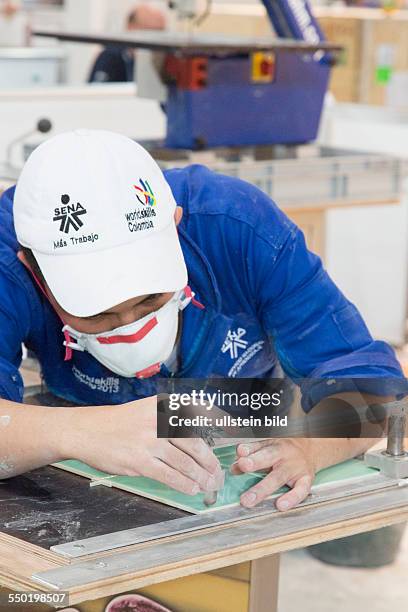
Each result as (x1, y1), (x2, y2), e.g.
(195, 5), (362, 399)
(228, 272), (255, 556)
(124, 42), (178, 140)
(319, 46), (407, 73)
(170, 165), (406, 410)
(252, 210), (406, 411)
(88, 48), (128, 83)
(0, 271), (32, 402)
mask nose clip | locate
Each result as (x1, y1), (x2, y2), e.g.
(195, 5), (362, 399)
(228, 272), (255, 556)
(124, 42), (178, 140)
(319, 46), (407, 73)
(96, 316), (158, 345)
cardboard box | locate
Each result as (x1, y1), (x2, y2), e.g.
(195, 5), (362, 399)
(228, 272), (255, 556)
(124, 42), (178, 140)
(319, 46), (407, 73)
(327, 66), (360, 103)
(318, 15), (362, 72)
(316, 8), (408, 105)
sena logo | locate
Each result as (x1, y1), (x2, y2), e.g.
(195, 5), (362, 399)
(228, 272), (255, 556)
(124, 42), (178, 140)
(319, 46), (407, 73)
(134, 179), (156, 206)
(53, 194), (87, 234)
(222, 328), (249, 359)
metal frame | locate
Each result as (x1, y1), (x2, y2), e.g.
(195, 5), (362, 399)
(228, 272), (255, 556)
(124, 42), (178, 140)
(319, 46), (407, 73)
(33, 29), (342, 56)
(32, 480), (408, 590)
(366, 401), (408, 478)
(52, 472), (400, 559)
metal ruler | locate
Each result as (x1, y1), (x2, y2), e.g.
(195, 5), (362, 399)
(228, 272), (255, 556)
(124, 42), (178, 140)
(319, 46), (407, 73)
(32, 478), (408, 591)
(51, 472), (402, 559)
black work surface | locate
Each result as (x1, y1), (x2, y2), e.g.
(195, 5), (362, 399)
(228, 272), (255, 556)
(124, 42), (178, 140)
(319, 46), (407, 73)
(0, 466), (187, 550)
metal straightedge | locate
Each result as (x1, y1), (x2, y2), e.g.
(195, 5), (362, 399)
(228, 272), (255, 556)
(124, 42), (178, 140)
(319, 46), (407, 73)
(52, 471), (400, 559)
(33, 481), (408, 591)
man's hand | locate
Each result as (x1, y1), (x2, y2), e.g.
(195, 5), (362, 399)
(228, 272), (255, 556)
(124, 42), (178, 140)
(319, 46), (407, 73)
(231, 439), (315, 511)
(60, 397), (222, 497)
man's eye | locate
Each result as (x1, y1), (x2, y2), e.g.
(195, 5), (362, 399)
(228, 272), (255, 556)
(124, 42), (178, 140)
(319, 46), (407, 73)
(87, 314), (106, 321)
(142, 293), (163, 304)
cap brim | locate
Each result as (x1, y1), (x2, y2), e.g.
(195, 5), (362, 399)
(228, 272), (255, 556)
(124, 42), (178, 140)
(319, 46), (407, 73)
(34, 224), (188, 317)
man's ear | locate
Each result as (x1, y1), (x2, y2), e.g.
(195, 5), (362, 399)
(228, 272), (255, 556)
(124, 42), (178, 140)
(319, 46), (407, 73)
(17, 250), (52, 299)
(174, 206), (183, 226)
(17, 250), (28, 266)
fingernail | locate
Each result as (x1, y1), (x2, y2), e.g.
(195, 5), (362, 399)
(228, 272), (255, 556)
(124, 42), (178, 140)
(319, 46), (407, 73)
(279, 500), (290, 510)
(192, 484), (200, 495)
(242, 492), (257, 506)
(240, 445), (251, 456)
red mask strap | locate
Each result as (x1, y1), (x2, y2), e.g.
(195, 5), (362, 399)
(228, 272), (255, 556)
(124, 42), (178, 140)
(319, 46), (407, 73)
(62, 329), (73, 361)
(184, 285), (205, 310)
(135, 362), (161, 379)
(17, 251), (73, 361)
(17, 251), (49, 300)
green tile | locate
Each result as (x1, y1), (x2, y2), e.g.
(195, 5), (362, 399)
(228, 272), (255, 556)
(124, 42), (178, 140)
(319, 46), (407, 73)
(57, 446), (378, 514)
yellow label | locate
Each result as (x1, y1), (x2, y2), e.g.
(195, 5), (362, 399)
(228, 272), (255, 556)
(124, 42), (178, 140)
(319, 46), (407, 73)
(251, 52), (275, 83)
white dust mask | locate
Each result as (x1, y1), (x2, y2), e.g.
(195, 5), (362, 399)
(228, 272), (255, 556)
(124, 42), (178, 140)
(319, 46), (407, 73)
(62, 288), (197, 378)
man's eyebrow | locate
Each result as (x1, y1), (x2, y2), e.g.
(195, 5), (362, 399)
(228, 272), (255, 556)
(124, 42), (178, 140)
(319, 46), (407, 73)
(84, 293), (164, 319)
(141, 293), (163, 302)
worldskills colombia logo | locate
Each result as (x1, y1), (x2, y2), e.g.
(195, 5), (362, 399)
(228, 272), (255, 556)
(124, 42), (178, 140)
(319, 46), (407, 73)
(126, 179), (157, 234)
(134, 179), (156, 207)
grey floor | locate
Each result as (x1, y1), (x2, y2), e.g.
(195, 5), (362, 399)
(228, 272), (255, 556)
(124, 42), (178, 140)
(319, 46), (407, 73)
(278, 527), (408, 612)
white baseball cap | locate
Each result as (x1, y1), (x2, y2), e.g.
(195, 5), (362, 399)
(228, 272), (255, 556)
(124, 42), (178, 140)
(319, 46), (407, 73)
(14, 129), (187, 317)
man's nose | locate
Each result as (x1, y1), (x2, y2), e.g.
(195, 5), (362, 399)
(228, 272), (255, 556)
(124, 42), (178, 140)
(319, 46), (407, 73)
(116, 310), (143, 328)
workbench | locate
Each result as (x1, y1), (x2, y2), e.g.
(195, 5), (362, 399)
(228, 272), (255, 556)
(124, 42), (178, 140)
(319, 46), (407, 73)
(0, 457), (407, 611)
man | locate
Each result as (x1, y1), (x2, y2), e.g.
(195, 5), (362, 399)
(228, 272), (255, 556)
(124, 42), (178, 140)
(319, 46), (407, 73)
(88, 4), (166, 83)
(0, 0), (18, 18)
(0, 130), (404, 510)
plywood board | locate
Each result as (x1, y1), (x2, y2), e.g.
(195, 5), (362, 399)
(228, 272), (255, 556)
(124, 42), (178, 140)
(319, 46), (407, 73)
(54, 447), (379, 514)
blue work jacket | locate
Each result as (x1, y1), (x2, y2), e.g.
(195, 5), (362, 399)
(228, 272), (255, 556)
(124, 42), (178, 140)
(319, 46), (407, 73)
(0, 165), (404, 411)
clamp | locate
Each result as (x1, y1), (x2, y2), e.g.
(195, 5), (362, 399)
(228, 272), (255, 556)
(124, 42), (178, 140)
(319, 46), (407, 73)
(365, 399), (408, 479)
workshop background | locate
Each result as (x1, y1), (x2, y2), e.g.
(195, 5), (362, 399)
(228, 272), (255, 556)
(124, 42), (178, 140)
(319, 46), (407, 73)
(0, 1), (408, 611)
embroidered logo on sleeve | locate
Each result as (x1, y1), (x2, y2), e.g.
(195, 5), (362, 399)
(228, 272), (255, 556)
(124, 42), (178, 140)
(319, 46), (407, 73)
(222, 327), (265, 377)
(222, 328), (249, 359)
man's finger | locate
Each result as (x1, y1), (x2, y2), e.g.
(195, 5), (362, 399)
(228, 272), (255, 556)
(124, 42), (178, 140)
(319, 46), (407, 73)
(240, 465), (290, 507)
(275, 474), (313, 511)
(146, 457), (200, 496)
(170, 438), (220, 474)
(161, 443), (219, 492)
(236, 440), (275, 457)
(235, 444), (281, 473)
(230, 461), (245, 476)
(230, 460), (268, 476)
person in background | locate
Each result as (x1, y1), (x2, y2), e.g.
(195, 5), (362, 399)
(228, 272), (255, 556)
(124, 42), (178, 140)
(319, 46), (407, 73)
(88, 3), (166, 84)
(0, 0), (19, 18)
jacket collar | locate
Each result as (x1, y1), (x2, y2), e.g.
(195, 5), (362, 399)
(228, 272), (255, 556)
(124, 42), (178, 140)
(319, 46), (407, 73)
(178, 226), (221, 314)
(176, 228), (232, 377)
